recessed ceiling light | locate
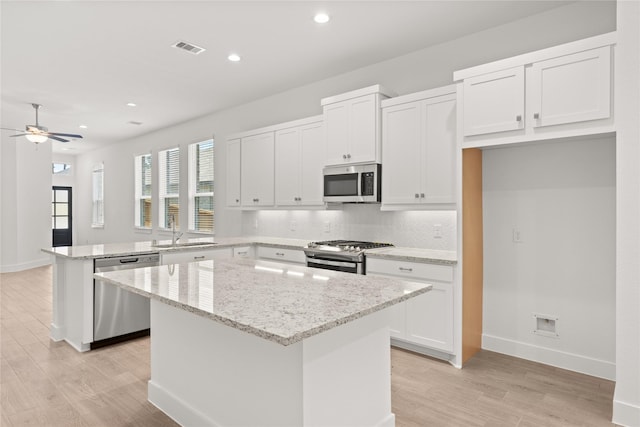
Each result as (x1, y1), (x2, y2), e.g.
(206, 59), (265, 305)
(127, 102), (137, 107)
(314, 12), (330, 24)
(228, 53), (241, 62)
(79, 125), (88, 129)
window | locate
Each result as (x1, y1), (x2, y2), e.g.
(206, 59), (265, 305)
(159, 147), (180, 229)
(52, 162), (71, 175)
(92, 163), (104, 227)
(189, 140), (214, 232)
(134, 153), (152, 228)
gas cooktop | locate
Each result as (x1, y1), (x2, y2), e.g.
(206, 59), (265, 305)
(306, 240), (394, 252)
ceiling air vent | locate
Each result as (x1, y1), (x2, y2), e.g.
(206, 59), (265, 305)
(172, 40), (206, 55)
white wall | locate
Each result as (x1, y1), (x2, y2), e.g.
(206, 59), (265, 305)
(482, 136), (616, 379)
(613, 1), (640, 425)
(0, 140), (52, 272)
(70, 1), (615, 249)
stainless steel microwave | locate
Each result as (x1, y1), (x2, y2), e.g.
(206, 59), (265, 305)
(323, 163), (381, 203)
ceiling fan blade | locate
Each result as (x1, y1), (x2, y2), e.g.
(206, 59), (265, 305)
(48, 132), (83, 139)
(1, 127), (22, 132)
(47, 135), (70, 143)
(8, 133), (29, 137)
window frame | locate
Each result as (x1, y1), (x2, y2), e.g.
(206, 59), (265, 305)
(134, 152), (153, 230)
(188, 139), (214, 234)
(91, 163), (104, 228)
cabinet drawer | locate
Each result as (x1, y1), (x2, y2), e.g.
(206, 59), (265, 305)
(366, 258), (453, 282)
(256, 246), (306, 264)
(161, 248), (232, 265)
(233, 246), (253, 258)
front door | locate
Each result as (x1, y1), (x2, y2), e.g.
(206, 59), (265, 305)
(52, 186), (72, 247)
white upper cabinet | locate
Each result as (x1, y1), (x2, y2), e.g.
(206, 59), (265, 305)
(275, 117), (325, 207)
(322, 85), (394, 166)
(529, 46), (611, 128)
(240, 132), (275, 207)
(462, 67), (524, 137)
(226, 139), (241, 207)
(381, 86), (457, 209)
(455, 32), (616, 148)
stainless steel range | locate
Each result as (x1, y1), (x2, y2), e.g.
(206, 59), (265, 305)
(304, 240), (394, 274)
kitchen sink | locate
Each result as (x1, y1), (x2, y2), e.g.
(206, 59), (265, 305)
(153, 242), (217, 249)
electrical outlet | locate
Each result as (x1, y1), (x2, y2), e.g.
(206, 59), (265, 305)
(290, 220), (297, 231)
(254, 219), (258, 230)
(433, 224), (443, 239)
(323, 221), (331, 233)
(512, 227), (523, 243)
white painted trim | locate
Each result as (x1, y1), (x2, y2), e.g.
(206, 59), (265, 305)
(0, 257), (50, 273)
(320, 84), (396, 105)
(482, 334), (616, 380)
(612, 395), (640, 427)
(376, 413), (396, 427)
(49, 323), (65, 342)
(228, 114), (323, 140)
(381, 85), (456, 108)
(148, 380), (219, 427)
(453, 31), (617, 81)
(391, 340), (458, 367)
(63, 338), (90, 353)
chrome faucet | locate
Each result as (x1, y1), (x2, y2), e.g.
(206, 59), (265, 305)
(170, 214), (183, 246)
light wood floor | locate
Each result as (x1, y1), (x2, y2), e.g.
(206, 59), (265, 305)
(1, 266), (615, 426)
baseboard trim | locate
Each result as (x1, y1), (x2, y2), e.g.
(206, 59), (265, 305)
(0, 258), (51, 273)
(482, 334), (615, 380)
(148, 380), (219, 427)
(613, 393), (640, 427)
(391, 339), (459, 368)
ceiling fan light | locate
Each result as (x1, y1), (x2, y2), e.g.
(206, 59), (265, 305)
(25, 134), (48, 144)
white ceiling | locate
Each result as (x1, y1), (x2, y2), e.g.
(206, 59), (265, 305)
(1, 1), (572, 154)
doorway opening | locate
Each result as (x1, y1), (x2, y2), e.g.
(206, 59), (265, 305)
(52, 186), (72, 247)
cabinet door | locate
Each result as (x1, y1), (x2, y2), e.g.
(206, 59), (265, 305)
(463, 66), (525, 136)
(348, 94), (377, 164)
(299, 122), (325, 205)
(405, 281), (453, 352)
(241, 132), (275, 207)
(529, 46), (611, 128)
(275, 128), (301, 206)
(381, 102), (422, 204)
(324, 102), (350, 165)
(161, 247), (233, 264)
(422, 95), (456, 204)
(226, 139), (241, 207)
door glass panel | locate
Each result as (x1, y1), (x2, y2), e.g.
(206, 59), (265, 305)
(55, 190), (68, 203)
(55, 203), (68, 216)
(55, 217), (69, 229)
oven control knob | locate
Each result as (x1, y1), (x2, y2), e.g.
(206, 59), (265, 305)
(355, 246), (361, 251)
(349, 246), (356, 251)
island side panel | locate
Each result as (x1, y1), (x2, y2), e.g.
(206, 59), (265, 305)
(49, 255), (65, 341)
(62, 258), (94, 352)
(148, 300), (304, 427)
(302, 308), (394, 427)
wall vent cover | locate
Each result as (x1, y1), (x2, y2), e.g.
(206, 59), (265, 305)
(533, 313), (559, 338)
(172, 40), (206, 55)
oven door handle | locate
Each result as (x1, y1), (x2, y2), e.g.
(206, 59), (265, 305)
(307, 258), (357, 269)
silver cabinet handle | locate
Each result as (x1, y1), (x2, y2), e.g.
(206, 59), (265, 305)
(276, 252), (285, 256)
(237, 251), (247, 255)
(534, 113), (540, 119)
(516, 115), (522, 122)
(420, 193), (425, 198)
(347, 154), (351, 159)
(415, 193), (419, 198)
(194, 256), (206, 260)
(343, 154), (347, 159)
(399, 267), (413, 272)
(235, 199), (239, 203)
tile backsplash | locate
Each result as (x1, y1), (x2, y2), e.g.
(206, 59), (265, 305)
(241, 204), (457, 251)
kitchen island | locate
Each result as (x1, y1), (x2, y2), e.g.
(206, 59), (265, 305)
(95, 257), (431, 427)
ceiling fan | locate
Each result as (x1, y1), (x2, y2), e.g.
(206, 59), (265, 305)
(1, 103), (83, 144)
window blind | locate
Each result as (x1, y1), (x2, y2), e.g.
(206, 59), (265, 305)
(92, 163), (104, 226)
(134, 153), (152, 228)
(159, 147), (180, 229)
(189, 139), (214, 232)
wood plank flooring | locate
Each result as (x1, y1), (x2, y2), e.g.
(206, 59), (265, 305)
(1, 266), (616, 426)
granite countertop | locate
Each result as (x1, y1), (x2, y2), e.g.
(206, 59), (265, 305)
(364, 247), (457, 265)
(41, 236), (309, 260)
(94, 258), (431, 346)
(43, 236), (457, 264)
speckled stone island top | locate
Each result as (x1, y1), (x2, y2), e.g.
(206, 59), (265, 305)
(94, 258), (431, 346)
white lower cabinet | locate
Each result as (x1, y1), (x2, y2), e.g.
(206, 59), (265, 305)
(256, 246), (306, 265)
(160, 247), (233, 265)
(233, 246), (254, 258)
(367, 257), (454, 354)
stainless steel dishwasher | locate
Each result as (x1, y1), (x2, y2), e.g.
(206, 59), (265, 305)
(92, 253), (159, 349)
